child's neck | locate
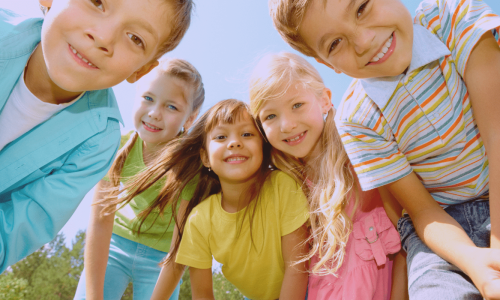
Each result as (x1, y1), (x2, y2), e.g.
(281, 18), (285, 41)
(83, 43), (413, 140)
(219, 177), (256, 213)
(142, 140), (165, 167)
(24, 45), (82, 105)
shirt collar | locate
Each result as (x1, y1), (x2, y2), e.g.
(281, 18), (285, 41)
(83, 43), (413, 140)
(360, 24), (451, 109)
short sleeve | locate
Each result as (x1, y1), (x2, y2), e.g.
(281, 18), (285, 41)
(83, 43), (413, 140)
(180, 174), (199, 201)
(335, 92), (412, 191)
(175, 206), (213, 269)
(415, 0), (500, 76)
(273, 172), (309, 236)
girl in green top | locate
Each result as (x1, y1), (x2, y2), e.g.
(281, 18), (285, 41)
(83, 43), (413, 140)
(74, 58), (204, 300)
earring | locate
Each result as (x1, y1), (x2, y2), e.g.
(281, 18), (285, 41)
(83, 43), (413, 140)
(208, 167), (211, 172)
(40, 4), (48, 16)
(180, 127), (185, 134)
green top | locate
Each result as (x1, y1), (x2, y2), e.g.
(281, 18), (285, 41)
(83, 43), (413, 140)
(105, 133), (196, 252)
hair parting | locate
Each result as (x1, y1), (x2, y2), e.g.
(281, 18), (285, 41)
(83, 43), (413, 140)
(249, 52), (359, 276)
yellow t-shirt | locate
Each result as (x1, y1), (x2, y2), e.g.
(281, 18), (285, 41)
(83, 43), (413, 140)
(176, 171), (309, 300)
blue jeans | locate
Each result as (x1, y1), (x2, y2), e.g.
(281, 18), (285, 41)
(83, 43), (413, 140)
(74, 234), (181, 300)
(398, 200), (490, 300)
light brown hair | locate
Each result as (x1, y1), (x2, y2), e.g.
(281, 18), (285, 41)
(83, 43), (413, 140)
(268, 0), (317, 57)
(156, 0), (194, 58)
(101, 99), (273, 265)
(249, 52), (358, 275)
(107, 57), (205, 192)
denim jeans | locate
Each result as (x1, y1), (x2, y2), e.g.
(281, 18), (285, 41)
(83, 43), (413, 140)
(398, 200), (490, 300)
(74, 234), (181, 300)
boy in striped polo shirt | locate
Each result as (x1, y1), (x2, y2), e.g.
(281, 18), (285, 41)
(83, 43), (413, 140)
(270, 0), (500, 298)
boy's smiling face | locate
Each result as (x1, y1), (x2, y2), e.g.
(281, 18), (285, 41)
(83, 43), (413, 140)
(299, 0), (414, 78)
(40, 0), (173, 92)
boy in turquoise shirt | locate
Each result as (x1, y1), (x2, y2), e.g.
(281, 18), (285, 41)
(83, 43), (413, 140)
(0, 0), (193, 272)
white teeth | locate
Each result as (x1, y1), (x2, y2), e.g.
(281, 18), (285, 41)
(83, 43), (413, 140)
(72, 48), (77, 54)
(82, 58), (88, 63)
(76, 53), (82, 59)
(227, 157), (247, 162)
(370, 35), (393, 63)
(88, 62), (93, 66)
(70, 45), (95, 67)
(286, 132), (305, 142)
(144, 122), (160, 130)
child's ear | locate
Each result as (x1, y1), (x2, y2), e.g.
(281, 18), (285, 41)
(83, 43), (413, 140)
(126, 60), (160, 83)
(320, 87), (333, 114)
(200, 148), (210, 168)
(183, 110), (198, 131)
(315, 58), (342, 74)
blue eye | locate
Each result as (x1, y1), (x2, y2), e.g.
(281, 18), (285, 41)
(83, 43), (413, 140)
(265, 114), (276, 120)
(143, 96), (153, 102)
(167, 105), (178, 111)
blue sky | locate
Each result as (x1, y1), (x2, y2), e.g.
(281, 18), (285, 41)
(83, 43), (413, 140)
(4, 0), (500, 247)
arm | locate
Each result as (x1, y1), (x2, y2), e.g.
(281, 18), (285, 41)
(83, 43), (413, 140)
(279, 224), (309, 300)
(387, 172), (500, 299)
(378, 186), (408, 300)
(0, 124), (120, 272)
(189, 267), (214, 300)
(151, 200), (190, 300)
(84, 180), (115, 300)
(463, 31), (500, 249)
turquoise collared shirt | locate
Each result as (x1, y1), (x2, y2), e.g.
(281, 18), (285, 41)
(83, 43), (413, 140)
(0, 9), (123, 272)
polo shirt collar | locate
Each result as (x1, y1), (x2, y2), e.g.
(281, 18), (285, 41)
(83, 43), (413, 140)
(360, 24), (451, 109)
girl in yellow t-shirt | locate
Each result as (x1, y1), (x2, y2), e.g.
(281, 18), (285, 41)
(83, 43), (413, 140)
(74, 58), (204, 300)
(120, 99), (310, 300)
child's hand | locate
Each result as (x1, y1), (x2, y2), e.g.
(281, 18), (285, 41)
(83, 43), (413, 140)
(467, 248), (500, 299)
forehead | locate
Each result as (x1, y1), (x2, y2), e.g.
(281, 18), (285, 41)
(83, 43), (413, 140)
(258, 82), (315, 113)
(209, 111), (256, 132)
(128, 0), (174, 46)
(137, 73), (191, 101)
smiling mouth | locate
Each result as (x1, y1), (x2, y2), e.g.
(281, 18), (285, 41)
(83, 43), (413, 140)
(284, 131), (306, 143)
(69, 44), (98, 69)
(224, 156), (248, 163)
(143, 121), (162, 131)
(367, 32), (395, 65)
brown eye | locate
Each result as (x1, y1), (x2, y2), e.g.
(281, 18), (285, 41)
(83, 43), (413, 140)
(128, 33), (144, 48)
(90, 0), (103, 10)
(357, 0), (369, 18)
(329, 38), (342, 54)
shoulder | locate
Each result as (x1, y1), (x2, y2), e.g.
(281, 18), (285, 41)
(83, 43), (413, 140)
(268, 170), (300, 189)
(187, 194), (218, 223)
(335, 79), (378, 127)
(0, 9), (42, 53)
(85, 88), (123, 125)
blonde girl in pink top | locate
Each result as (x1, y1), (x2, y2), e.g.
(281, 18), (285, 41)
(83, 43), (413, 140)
(249, 52), (406, 300)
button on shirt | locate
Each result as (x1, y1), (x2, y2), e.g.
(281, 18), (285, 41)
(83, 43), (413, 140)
(335, 0), (500, 206)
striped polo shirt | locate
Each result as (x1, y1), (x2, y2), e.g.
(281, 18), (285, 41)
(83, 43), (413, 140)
(335, 0), (500, 206)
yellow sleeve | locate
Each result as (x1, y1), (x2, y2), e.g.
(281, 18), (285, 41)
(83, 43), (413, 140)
(274, 172), (310, 236)
(175, 206), (213, 269)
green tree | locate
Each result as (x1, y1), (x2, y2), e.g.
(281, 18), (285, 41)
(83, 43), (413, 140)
(179, 269), (244, 300)
(0, 272), (28, 300)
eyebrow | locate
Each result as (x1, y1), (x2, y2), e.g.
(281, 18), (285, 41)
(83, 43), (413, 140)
(345, 0), (357, 15)
(136, 18), (158, 44)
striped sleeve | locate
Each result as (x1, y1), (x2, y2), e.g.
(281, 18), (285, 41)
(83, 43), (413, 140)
(415, 0), (500, 76)
(335, 84), (412, 191)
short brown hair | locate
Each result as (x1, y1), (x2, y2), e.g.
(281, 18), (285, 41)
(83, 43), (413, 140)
(268, 0), (318, 57)
(156, 0), (194, 57)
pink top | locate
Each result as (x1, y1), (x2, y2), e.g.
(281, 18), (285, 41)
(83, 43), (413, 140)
(307, 188), (401, 300)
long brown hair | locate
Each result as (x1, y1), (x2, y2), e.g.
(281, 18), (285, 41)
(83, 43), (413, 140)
(100, 99), (273, 265)
(249, 52), (358, 275)
(107, 58), (205, 188)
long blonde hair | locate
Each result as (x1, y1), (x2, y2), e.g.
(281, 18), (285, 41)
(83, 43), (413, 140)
(107, 57), (205, 196)
(249, 52), (358, 275)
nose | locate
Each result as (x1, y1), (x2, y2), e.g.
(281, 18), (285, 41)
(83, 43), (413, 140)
(227, 137), (242, 149)
(352, 27), (375, 55)
(148, 106), (161, 121)
(280, 117), (297, 133)
(84, 21), (117, 55)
